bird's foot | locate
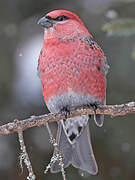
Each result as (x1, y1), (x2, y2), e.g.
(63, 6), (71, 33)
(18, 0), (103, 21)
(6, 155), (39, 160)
(60, 106), (70, 119)
(87, 104), (97, 121)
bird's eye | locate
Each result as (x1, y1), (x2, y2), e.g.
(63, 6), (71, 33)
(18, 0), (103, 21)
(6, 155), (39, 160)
(55, 15), (69, 21)
(45, 16), (52, 20)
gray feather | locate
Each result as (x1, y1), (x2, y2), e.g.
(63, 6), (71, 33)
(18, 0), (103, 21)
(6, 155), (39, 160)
(72, 124), (98, 174)
(94, 114), (104, 127)
(51, 116), (98, 175)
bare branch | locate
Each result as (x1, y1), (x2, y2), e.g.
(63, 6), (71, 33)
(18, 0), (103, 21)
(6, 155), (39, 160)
(17, 125), (36, 180)
(0, 101), (135, 135)
(44, 122), (67, 180)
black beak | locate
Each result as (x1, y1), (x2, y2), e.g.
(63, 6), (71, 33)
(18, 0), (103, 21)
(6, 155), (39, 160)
(37, 17), (53, 28)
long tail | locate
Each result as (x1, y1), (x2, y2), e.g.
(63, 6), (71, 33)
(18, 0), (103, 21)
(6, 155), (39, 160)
(51, 117), (98, 175)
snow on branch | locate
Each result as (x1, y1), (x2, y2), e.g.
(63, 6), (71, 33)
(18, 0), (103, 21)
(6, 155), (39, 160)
(0, 101), (135, 135)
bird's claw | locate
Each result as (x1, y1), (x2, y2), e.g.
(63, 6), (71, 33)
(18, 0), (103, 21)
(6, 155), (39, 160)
(60, 106), (70, 119)
(87, 104), (97, 121)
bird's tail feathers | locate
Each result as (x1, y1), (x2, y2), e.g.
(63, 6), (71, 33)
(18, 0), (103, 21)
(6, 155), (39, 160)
(72, 124), (98, 174)
(51, 118), (98, 175)
(94, 114), (104, 127)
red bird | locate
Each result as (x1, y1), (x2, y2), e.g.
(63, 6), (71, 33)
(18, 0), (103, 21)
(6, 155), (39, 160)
(37, 10), (109, 175)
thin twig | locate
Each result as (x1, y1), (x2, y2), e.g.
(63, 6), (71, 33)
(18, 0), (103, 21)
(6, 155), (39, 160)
(45, 122), (67, 180)
(0, 102), (135, 135)
(17, 123), (36, 180)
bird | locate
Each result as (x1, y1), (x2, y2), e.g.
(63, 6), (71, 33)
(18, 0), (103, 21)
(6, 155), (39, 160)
(37, 9), (109, 175)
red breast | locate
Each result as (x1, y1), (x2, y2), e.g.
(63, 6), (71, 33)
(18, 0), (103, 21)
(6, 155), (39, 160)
(38, 10), (106, 104)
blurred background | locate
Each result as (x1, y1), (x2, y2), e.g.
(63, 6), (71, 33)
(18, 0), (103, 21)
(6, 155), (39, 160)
(0, 0), (135, 179)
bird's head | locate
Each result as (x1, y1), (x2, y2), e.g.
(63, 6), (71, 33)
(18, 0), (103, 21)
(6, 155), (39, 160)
(37, 10), (90, 38)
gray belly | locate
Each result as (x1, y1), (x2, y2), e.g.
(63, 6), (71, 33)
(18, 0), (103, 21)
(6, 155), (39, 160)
(47, 88), (100, 113)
